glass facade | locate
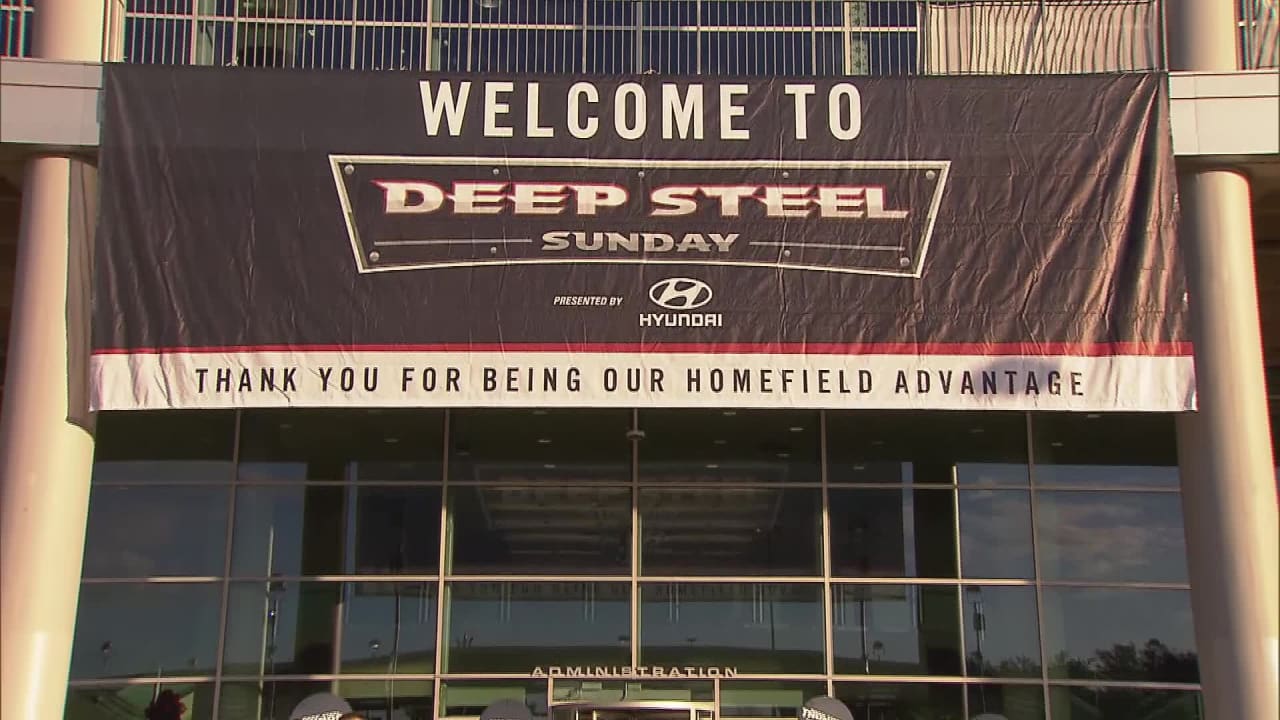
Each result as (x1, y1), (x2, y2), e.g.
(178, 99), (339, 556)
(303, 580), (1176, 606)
(69, 409), (1202, 720)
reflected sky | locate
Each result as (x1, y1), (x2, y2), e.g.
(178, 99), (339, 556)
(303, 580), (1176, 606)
(83, 484), (228, 578)
(71, 584), (221, 680)
(1043, 588), (1197, 682)
(964, 585), (1041, 677)
(1037, 491), (1188, 583)
(959, 489), (1035, 578)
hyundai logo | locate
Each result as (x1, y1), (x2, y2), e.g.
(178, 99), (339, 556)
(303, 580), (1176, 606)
(649, 278), (713, 310)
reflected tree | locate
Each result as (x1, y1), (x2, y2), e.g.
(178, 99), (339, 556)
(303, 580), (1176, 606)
(1054, 638), (1199, 683)
(967, 652), (1042, 677)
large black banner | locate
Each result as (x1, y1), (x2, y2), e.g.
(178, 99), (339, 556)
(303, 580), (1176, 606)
(92, 66), (1191, 411)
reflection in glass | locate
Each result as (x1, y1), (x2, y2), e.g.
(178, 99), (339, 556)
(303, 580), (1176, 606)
(450, 409), (630, 484)
(833, 682), (963, 718)
(719, 681), (827, 718)
(440, 680), (548, 718)
(339, 583), (437, 674)
(227, 676), (442, 712)
(345, 486), (442, 574)
(338, 679), (436, 718)
(832, 584), (961, 676)
(223, 581), (341, 676)
(1036, 491), (1187, 583)
(444, 582), (629, 673)
(449, 486), (629, 575)
(829, 488), (957, 578)
(959, 490), (1034, 578)
(1048, 686), (1202, 720)
(231, 484), (441, 577)
(964, 586), (1042, 678)
(638, 410), (820, 483)
(238, 409), (444, 482)
(1043, 588), (1198, 683)
(230, 485), (345, 577)
(968, 684), (1046, 720)
(827, 411), (1028, 484)
(552, 680), (714, 704)
(70, 583), (221, 679)
(218, 680), (336, 720)
(83, 484), (228, 577)
(640, 488), (820, 576)
(639, 583), (824, 673)
(1032, 413), (1178, 487)
(66, 684), (215, 720)
(92, 411), (235, 483)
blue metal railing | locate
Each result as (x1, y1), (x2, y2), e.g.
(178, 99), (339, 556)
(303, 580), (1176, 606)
(9, 0), (1272, 73)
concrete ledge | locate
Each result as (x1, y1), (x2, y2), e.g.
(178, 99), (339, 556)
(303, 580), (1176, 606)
(1170, 69), (1280, 157)
(0, 58), (103, 148)
(3, 58), (1278, 161)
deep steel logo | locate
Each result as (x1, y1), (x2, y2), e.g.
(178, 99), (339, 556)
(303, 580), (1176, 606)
(331, 156), (950, 277)
(649, 278), (713, 310)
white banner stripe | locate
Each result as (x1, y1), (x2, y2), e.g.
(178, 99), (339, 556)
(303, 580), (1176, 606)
(90, 351), (1196, 412)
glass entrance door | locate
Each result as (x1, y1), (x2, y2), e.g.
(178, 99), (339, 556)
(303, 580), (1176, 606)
(551, 702), (716, 720)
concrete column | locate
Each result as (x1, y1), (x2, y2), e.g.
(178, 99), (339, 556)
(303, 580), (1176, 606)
(1168, 2), (1280, 719)
(1172, 174), (1274, 717)
(1174, 171), (1280, 720)
(0, 3), (105, 720)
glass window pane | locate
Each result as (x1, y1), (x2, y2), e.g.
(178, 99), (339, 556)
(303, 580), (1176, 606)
(347, 485), (442, 574)
(832, 584), (962, 676)
(1048, 686), (1203, 720)
(71, 583), (221, 679)
(833, 683), (964, 719)
(718, 681), (827, 719)
(338, 583), (438, 674)
(238, 409), (443, 482)
(83, 484), (228, 578)
(968, 684), (1046, 720)
(1036, 491), (1188, 583)
(828, 411), (1028, 485)
(959, 489), (1035, 579)
(639, 583), (825, 674)
(551, 680), (714, 704)
(449, 486), (630, 575)
(231, 485), (345, 576)
(1043, 588), (1198, 683)
(1032, 413), (1178, 487)
(92, 411), (235, 483)
(450, 409), (631, 484)
(339, 678), (436, 717)
(232, 483), (438, 577)
(440, 680), (548, 718)
(67, 684), (215, 720)
(640, 487), (820, 576)
(218, 680), (339, 720)
(964, 586), (1042, 678)
(829, 488), (957, 578)
(223, 581), (342, 676)
(638, 410), (821, 484)
(444, 582), (629, 673)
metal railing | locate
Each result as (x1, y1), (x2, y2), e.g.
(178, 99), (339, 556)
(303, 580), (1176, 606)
(4, 1), (1273, 73)
(3, 0), (1183, 74)
(1239, 0), (1278, 68)
(0, 0), (33, 57)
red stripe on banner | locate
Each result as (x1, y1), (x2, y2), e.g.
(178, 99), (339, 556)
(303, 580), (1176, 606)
(91, 342), (1194, 357)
